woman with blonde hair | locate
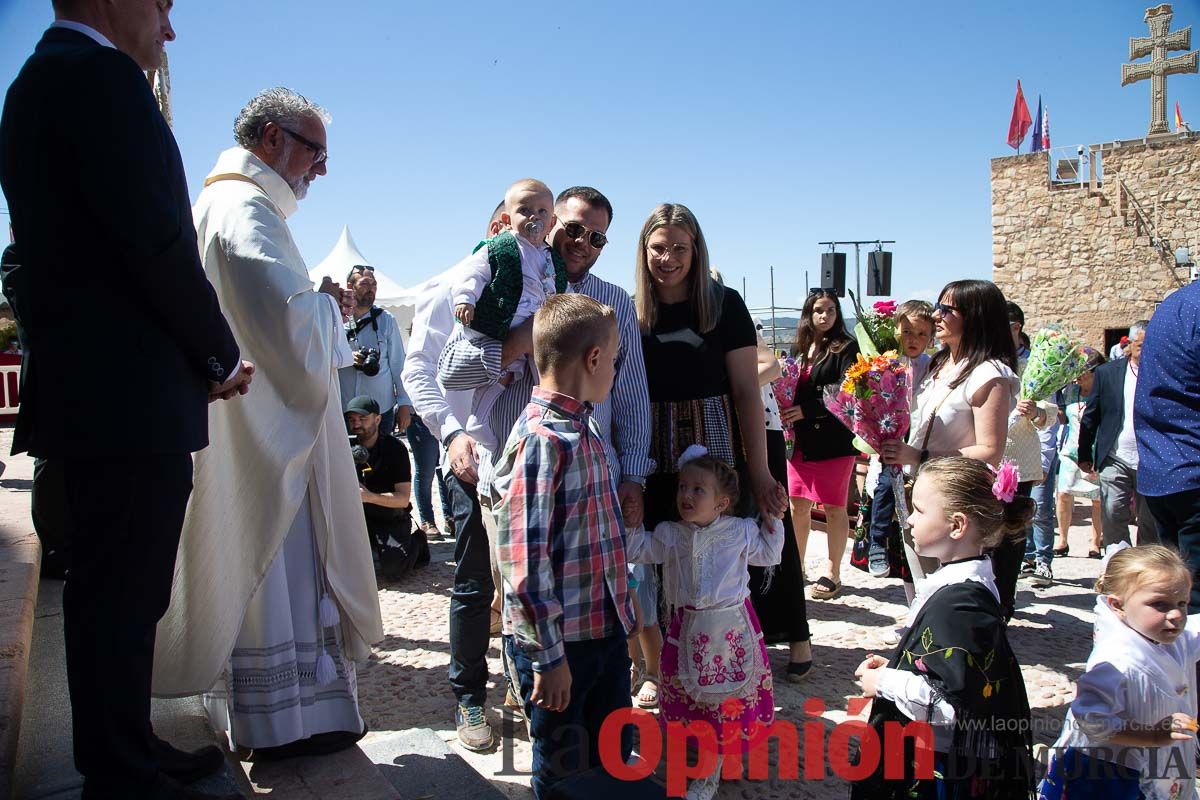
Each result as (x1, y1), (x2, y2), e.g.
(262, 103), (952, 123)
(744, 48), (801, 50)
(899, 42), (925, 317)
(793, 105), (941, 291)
(634, 204), (798, 669)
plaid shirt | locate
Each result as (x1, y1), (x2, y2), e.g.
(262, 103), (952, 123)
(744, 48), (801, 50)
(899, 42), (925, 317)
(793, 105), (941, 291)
(493, 387), (636, 671)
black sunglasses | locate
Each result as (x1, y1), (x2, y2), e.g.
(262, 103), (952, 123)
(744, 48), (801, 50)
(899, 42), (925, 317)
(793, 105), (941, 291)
(933, 302), (959, 316)
(275, 124), (328, 165)
(562, 220), (607, 249)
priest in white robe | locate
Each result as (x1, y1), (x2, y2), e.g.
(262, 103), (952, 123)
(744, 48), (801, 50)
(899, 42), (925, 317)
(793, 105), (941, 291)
(152, 88), (383, 756)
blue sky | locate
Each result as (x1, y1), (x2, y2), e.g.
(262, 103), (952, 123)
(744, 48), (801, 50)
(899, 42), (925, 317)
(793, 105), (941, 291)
(2, 0), (1198, 316)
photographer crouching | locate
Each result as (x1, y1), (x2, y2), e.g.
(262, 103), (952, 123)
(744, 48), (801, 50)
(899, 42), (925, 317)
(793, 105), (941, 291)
(345, 395), (429, 581)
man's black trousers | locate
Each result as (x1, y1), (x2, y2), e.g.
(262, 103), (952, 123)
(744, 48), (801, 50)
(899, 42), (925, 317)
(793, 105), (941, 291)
(59, 454), (193, 792)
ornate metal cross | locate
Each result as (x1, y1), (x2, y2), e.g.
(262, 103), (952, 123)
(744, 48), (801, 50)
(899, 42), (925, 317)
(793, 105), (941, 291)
(1122, 4), (1198, 135)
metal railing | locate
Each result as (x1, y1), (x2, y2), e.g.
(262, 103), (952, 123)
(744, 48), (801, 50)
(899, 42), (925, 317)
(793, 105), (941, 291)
(1047, 145), (1103, 189)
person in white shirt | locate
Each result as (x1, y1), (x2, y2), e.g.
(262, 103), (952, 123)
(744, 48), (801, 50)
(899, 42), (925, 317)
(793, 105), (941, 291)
(1040, 543), (1200, 800)
(879, 280), (1019, 612)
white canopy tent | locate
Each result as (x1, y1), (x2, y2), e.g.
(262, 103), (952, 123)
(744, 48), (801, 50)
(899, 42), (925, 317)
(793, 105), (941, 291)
(309, 226), (416, 341)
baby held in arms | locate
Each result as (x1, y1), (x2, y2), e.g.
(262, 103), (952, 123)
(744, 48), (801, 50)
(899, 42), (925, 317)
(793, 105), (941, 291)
(438, 178), (566, 448)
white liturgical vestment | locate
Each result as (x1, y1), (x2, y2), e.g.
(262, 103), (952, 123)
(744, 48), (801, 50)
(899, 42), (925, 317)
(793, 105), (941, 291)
(152, 147), (383, 746)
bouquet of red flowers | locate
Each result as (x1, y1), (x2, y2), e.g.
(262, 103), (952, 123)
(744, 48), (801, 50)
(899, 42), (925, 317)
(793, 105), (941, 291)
(824, 351), (914, 518)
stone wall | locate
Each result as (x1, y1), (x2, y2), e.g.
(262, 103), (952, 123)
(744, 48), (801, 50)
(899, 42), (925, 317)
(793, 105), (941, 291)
(991, 134), (1200, 347)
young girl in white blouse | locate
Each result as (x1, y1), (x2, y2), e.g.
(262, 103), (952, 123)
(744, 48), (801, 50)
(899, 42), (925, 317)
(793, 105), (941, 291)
(1040, 544), (1200, 800)
(852, 457), (1036, 799)
(625, 445), (783, 800)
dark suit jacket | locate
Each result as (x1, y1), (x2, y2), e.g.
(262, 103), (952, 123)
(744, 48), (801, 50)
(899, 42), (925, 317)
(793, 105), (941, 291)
(0, 28), (239, 458)
(793, 339), (861, 462)
(1078, 357), (1131, 469)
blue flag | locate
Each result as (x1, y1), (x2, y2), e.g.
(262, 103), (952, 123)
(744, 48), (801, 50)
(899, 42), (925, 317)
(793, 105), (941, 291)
(1031, 96), (1044, 152)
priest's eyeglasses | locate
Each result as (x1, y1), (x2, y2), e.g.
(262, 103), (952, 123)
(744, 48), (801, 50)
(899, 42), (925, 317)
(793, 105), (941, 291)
(276, 125), (328, 166)
(561, 221), (607, 250)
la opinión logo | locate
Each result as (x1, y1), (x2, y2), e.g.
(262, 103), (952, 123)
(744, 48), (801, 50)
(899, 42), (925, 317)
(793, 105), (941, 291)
(498, 697), (937, 797)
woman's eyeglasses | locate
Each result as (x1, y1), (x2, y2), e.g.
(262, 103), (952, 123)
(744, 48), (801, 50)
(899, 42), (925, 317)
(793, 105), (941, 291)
(562, 221), (607, 249)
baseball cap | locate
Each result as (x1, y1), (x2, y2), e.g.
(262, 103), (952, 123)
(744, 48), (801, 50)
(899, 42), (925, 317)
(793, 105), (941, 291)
(345, 395), (380, 415)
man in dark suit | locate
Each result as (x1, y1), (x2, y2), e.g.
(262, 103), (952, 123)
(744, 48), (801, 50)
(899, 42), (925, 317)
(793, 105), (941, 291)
(0, 3), (252, 799)
(1079, 320), (1158, 548)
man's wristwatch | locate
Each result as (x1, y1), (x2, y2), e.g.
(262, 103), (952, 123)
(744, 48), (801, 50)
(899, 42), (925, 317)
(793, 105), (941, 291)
(443, 429), (466, 449)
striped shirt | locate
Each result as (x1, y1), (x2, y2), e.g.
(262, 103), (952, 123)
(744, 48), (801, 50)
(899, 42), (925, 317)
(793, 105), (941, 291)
(492, 388), (636, 671)
(438, 271), (654, 494)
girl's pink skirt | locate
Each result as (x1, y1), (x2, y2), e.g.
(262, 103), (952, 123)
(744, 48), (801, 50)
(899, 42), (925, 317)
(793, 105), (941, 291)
(659, 598), (775, 752)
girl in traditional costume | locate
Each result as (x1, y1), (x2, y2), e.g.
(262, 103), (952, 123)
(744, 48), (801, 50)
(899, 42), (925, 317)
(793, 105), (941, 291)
(852, 456), (1036, 799)
(625, 445), (783, 800)
(1039, 544), (1200, 800)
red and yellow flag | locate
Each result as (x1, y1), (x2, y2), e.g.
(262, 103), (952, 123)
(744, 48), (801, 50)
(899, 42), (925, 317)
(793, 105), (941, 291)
(1176, 101), (1184, 132)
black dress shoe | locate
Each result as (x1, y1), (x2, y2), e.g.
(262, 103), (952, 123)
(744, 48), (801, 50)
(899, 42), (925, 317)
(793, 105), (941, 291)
(250, 724), (368, 762)
(153, 740), (226, 784)
(148, 773), (245, 799)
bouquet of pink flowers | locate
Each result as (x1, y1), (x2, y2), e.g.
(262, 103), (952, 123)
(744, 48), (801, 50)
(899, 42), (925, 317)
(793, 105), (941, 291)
(772, 355), (803, 459)
(824, 351), (914, 518)
(848, 291), (899, 357)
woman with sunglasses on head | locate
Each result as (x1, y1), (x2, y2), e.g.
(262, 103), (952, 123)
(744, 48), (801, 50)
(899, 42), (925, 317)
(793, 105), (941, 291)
(879, 280), (1018, 598)
(634, 204), (798, 673)
(778, 289), (860, 603)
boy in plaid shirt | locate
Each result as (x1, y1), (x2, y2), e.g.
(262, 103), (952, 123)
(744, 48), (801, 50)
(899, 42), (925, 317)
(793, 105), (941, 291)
(492, 294), (637, 798)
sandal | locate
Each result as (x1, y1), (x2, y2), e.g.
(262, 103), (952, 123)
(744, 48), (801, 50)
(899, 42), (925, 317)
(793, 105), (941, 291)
(1053, 544), (1069, 557)
(1088, 549), (1102, 559)
(810, 576), (842, 600)
(635, 675), (660, 709)
(784, 661), (813, 683)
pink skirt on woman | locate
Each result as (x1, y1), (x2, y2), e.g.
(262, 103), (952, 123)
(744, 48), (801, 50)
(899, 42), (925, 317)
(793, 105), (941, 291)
(786, 452), (856, 506)
(659, 598), (775, 752)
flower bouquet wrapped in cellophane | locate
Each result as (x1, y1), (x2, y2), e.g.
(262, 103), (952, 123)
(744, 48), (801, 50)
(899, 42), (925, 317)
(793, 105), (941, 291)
(1009, 325), (1091, 462)
(1020, 325), (1090, 402)
(824, 351), (913, 520)
(772, 355), (803, 459)
(848, 291), (899, 357)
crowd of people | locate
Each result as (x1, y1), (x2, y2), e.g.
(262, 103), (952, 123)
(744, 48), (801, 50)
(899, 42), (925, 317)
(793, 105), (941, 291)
(5, 3), (1200, 800)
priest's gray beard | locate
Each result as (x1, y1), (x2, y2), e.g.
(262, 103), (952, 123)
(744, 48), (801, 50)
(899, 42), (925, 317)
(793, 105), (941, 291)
(273, 139), (311, 201)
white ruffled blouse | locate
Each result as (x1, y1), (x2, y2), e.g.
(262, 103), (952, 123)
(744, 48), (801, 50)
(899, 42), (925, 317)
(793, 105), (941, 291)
(624, 515), (783, 610)
(1049, 596), (1200, 799)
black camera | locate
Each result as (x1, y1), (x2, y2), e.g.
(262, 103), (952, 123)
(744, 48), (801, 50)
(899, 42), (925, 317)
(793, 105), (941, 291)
(353, 346), (381, 376)
(348, 434), (370, 466)
(345, 320), (382, 377)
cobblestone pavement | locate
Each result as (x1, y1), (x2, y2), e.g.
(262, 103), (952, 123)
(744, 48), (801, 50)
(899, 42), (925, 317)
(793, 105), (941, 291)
(358, 507), (1118, 799)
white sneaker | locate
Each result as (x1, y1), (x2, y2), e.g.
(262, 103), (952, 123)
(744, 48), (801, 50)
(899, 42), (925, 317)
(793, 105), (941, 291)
(1031, 561), (1053, 588)
(455, 703), (493, 751)
(686, 756), (722, 800)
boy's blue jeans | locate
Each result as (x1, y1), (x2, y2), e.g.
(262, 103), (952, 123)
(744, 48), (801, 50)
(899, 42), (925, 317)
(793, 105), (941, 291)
(868, 468), (897, 557)
(506, 630), (633, 799)
(1024, 452), (1060, 565)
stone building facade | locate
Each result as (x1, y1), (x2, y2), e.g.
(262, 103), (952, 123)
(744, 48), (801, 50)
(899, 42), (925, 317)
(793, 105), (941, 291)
(991, 133), (1199, 348)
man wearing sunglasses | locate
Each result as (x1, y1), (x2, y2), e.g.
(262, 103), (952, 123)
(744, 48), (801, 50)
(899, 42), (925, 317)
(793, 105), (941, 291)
(411, 187), (652, 752)
(441, 186), (653, 525)
(153, 88), (383, 761)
